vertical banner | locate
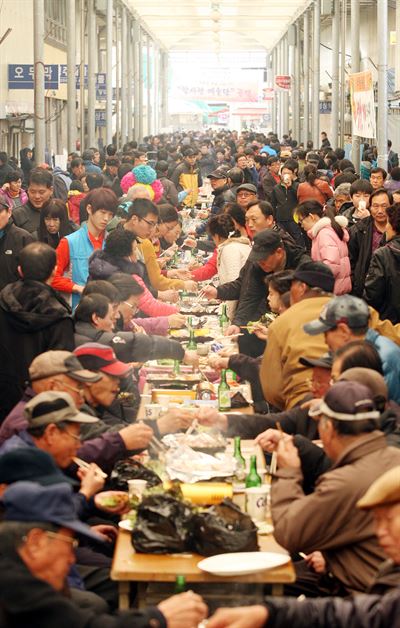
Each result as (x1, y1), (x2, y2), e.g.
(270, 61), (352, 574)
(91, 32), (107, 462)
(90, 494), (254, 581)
(348, 71), (376, 139)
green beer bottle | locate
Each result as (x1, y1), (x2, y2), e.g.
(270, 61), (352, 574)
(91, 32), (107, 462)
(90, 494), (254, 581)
(174, 575), (186, 593)
(187, 315), (193, 330)
(233, 436), (246, 481)
(218, 369), (231, 411)
(219, 303), (229, 331)
(245, 455), (262, 488)
(187, 328), (197, 350)
(173, 360), (181, 376)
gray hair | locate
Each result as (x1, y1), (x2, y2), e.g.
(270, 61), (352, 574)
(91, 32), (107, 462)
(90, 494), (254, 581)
(334, 183), (351, 197)
(126, 186), (151, 201)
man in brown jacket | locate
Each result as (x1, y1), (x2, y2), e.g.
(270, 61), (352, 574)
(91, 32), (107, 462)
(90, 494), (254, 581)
(271, 381), (400, 595)
(260, 262), (400, 411)
(260, 262), (334, 410)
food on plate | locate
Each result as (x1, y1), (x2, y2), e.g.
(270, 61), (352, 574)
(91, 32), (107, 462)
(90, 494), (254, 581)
(95, 491), (129, 509)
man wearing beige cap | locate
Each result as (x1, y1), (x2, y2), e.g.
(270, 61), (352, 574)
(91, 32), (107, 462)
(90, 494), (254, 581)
(208, 466), (400, 628)
(0, 350), (153, 474)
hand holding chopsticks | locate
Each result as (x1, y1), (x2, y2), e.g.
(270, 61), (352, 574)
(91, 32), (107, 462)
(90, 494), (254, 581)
(73, 457), (107, 479)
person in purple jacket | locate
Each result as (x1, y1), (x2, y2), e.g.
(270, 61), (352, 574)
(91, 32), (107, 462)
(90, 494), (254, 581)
(0, 350), (153, 474)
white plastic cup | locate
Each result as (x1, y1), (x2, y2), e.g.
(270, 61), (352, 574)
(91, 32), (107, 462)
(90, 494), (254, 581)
(245, 485), (270, 522)
(128, 479), (148, 499)
(144, 403), (163, 419)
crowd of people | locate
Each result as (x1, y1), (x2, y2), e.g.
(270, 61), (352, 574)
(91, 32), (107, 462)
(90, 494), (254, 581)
(0, 127), (399, 627)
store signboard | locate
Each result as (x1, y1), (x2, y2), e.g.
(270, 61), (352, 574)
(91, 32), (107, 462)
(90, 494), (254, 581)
(8, 64), (59, 89)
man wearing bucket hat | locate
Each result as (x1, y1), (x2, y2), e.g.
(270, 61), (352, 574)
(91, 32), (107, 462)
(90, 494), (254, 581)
(208, 465), (400, 627)
(0, 481), (207, 627)
(268, 381), (400, 596)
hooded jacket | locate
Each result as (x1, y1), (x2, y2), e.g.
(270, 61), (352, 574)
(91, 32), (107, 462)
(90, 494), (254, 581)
(364, 235), (400, 324)
(307, 215), (351, 295)
(0, 280), (73, 420)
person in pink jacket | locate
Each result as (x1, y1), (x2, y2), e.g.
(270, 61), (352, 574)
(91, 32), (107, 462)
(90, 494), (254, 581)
(296, 200), (352, 295)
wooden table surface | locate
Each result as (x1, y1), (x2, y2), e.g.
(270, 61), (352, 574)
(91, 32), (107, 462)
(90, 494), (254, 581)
(112, 530), (294, 585)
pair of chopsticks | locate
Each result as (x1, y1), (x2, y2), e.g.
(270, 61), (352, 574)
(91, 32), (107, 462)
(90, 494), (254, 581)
(214, 332), (244, 341)
(195, 278), (216, 302)
(72, 457), (107, 479)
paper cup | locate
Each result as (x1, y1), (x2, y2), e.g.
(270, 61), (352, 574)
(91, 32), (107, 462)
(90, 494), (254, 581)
(128, 479), (148, 499)
(245, 485), (270, 522)
(144, 403), (163, 419)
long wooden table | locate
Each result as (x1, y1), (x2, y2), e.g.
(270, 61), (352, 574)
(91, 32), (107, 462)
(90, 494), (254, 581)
(111, 530), (295, 609)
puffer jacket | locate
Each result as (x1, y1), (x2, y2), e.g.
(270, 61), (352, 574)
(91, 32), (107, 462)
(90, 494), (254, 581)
(307, 215), (351, 295)
(364, 235), (400, 324)
(217, 236), (251, 319)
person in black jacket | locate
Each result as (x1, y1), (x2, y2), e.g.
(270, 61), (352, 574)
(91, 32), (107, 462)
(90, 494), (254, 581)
(73, 293), (197, 366)
(203, 229), (309, 357)
(348, 188), (392, 296)
(0, 201), (34, 290)
(0, 242), (73, 421)
(270, 163), (303, 246)
(364, 202), (400, 324)
(12, 168), (54, 233)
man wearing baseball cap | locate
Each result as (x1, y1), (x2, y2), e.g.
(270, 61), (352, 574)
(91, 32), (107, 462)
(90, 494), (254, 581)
(0, 349), (153, 475)
(73, 343), (134, 439)
(304, 295), (400, 403)
(0, 350), (100, 447)
(0, 481), (207, 627)
(270, 380), (400, 596)
(203, 229), (309, 358)
(208, 465), (400, 627)
(259, 261), (334, 410)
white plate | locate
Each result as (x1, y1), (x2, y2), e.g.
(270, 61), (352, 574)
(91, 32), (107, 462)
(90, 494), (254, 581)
(118, 519), (134, 531)
(197, 552), (290, 576)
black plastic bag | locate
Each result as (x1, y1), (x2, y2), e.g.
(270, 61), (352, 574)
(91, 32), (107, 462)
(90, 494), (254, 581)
(132, 494), (194, 553)
(191, 499), (259, 556)
(109, 459), (161, 491)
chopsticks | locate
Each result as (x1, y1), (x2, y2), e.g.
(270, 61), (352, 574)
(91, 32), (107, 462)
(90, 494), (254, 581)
(195, 278), (216, 303)
(214, 332), (244, 341)
(72, 457), (107, 479)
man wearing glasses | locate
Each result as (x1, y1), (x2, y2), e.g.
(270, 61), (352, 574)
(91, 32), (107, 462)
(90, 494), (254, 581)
(0, 481), (207, 626)
(123, 198), (196, 293)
